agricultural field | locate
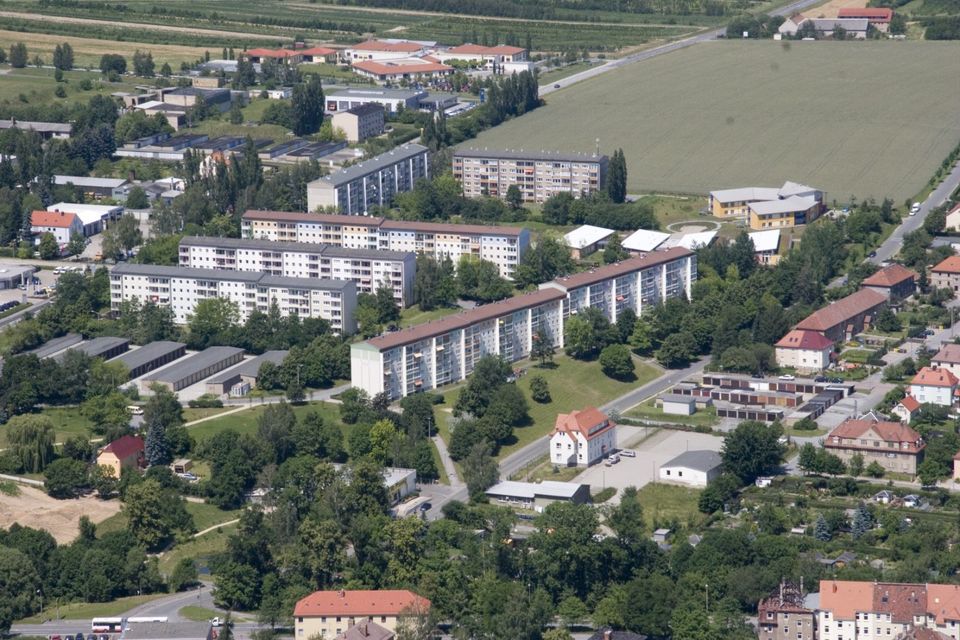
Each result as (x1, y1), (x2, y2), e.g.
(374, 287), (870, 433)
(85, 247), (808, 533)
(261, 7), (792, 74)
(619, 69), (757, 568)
(0, 68), (144, 112)
(474, 41), (960, 203)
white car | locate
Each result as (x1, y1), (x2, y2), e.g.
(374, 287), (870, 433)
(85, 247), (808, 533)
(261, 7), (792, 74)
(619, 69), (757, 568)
(778, 374), (795, 381)
(910, 203), (921, 215)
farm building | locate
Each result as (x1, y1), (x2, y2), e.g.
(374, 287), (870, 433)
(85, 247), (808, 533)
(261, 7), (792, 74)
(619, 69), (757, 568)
(110, 341), (187, 379)
(658, 450), (723, 488)
(204, 350), (288, 395)
(141, 347), (245, 392)
(54, 336), (131, 362)
(485, 480), (591, 510)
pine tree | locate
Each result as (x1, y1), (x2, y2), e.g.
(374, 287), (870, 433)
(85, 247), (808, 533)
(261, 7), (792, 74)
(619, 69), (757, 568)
(851, 501), (873, 540)
(606, 148), (627, 203)
(144, 417), (171, 467)
(814, 514), (831, 541)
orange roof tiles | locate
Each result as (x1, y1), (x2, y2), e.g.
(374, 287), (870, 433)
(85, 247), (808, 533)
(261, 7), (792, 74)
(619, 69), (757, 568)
(300, 47), (336, 56)
(31, 210), (78, 228)
(795, 288), (886, 332)
(873, 583), (927, 624)
(819, 580), (875, 621)
(827, 418), (923, 452)
(927, 584), (960, 625)
(294, 590), (430, 618)
(245, 48), (300, 58)
(911, 366), (959, 388)
(838, 7), (893, 20)
(932, 256), (960, 274)
(820, 581), (960, 629)
(775, 329), (834, 351)
(862, 263), (917, 287)
(350, 40), (424, 53)
(899, 395), (921, 412)
(552, 407), (612, 441)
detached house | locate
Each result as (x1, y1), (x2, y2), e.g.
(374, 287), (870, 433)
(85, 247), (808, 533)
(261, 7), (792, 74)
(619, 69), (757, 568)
(910, 367), (959, 407)
(824, 417), (925, 475)
(31, 210), (83, 248)
(775, 329), (834, 373)
(96, 435), (145, 478)
(892, 395), (921, 424)
(931, 256), (960, 294)
(549, 407), (616, 467)
(862, 264), (917, 301)
(932, 343), (960, 379)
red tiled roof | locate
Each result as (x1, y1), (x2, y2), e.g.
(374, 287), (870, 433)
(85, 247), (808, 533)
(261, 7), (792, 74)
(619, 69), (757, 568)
(900, 628), (953, 640)
(100, 435), (144, 460)
(31, 210), (78, 228)
(366, 288), (565, 351)
(349, 40), (424, 53)
(899, 395), (921, 412)
(775, 329), (834, 351)
(552, 407), (612, 441)
(927, 584), (960, 625)
(819, 580), (875, 622)
(245, 48), (300, 58)
(872, 583), (927, 624)
(911, 366), (959, 387)
(795, 288), (886, 332)
(933, 343), (960, 365)
(353, 59), (453, 76)
(862, 263), (917, 287)
(446, 44), (526, 55)
(827, 418), (923, 449)
(488, 45), (526, 54)
(932, 256), (960, 274)
(300, 47), (337, 56)
(838, 7), (893, 20)
(294, 590), (430, 618)
(548, 247), (693, 290)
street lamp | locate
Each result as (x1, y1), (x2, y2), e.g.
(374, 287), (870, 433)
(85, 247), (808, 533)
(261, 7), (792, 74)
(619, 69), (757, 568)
(37, 589), (43, 620)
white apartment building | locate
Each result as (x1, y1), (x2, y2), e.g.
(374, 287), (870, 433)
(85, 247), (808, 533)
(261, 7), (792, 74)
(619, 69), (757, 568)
(178, 236), (415, 306)
(241, 210), (530, 280)
(351, 247), (696, 399)
(109, 264), (356, 334)
(550, 407), (616, 467)
(541, 246), (697, 323)
(452, 149), (608, 203)
(307, 144), (429, 215)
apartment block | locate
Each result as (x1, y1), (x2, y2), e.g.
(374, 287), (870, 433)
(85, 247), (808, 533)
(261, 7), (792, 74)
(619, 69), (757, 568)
(758, 582), (815, 640)
(109, 264), (357, 334)
(452, 149), (608, 203)
(178, 236), (415, 306)
(351, 247), (695, 399)
(330, 104), (385, 143)
(241, 210), (530, 280)
(307, 144), (428, 215)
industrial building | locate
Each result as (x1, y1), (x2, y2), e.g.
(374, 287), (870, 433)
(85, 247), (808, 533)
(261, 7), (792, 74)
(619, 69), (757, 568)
(46, 202), (124, 236)
(204, 350), (288, 395)
(177, 236), (416, 306)
(241, 210), (529, 280)
(0, 265), (35, 290)
(485, 480), (590, 510)
(325, 87), (426, 113)
(452, 148), (608, 203)
(54, 336), (131, 362)
(141, 346), (245, 392)
(306, 144), (429, 215)
(109, 341), (187, 379)
(109, 264), (357, 334)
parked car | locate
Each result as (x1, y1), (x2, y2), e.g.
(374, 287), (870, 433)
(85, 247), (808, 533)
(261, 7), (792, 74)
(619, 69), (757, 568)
(814, 375), (827, 382)
(419, 502), (432, 512)
(925, 329), (936, 336)
(620, 450), (637, 458)
(210, 618), (221, 628)
(830, 377), (844, 383)
(554, 83), (560, 88)
(868, 250), (877, 258)
(778, 374), (795, 381)
(75, 632), (85, 640)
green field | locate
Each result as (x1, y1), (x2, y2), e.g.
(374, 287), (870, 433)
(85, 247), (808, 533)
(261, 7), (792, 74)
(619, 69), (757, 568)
(16, 593), (169, 623)
(475, 41), (960, 203)
(159, 523), (235, 575)
(634, 483), (706, 530)
(0, 406), (94, 447)
(187, 400), (344, 441)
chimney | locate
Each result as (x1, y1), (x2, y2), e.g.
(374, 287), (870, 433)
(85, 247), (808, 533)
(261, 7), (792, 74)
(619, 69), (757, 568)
(339, 589), (345, 598)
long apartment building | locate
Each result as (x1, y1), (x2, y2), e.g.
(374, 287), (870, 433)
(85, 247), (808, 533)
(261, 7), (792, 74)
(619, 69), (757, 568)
(819, 580), (960, 640)
(109, 264), (357, 334)
(241, 210), (529, 279)
(177, 236), (415, 306)
(351, 247), (696, 399)
(452, 148), (608, 203)
(307, 144), (428, 215)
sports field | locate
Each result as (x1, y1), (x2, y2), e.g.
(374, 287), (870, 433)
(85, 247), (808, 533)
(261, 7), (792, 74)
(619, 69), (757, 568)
(474, 41), (960, 202)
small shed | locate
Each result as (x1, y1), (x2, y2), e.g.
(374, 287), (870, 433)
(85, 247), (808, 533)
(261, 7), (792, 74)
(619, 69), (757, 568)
(659, 393), (697, 416)
(659, 450), (724, 488)
(652, 528), (671, 543)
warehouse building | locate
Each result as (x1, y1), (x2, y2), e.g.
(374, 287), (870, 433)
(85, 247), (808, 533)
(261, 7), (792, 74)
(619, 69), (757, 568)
(46, 202), (123, 236)
(0, 265), (36, 289)
(306, 144), (429, 215)
(452, 148), (608, 203)
(177, 236), (415, 306)
(110, 341), (187, 379)
(325, 87), (426, 113)
(204, 350), (288, 395)
(142, 346), (245, 392)
(109, 264), (357, 334)
(54, 336), (131, 362)
(241, 210), (529, 280)
(485, 480), (590, 510)
(53, 175), (127, 198)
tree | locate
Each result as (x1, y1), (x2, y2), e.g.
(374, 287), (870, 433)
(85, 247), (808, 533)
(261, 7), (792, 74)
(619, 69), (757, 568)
(798, 443), (818, 475)
(851, 501), (874, 540)
(214, 562), (260, 610)
(44, 458), (90, 498)
(814, 513), (831, 541)
(514, 235), (574, 287)
(917, 459), (943, 487)
(144, 384), (184, 428)
(529, 374), (551, 403)
(125, 479), (193, 550)
(67, 232), (86, 257)
(9, 42), (27, 69)
(531, 326), (556, 367)
(848, 452), (864, 477)
(99, 53), (127, 75)
(291, 74), (324, 136)
(257, 401), (296, 464)
(38, 232), (60, 260)
(92, 464), (118, 498)
(168, 558), (199, 592)
(187, 297), (240, 349)
(462, 442), (498, 501)
(5, 414), (56, 473)
(866, 461), (885, 478)
(145, 417), (171, 467)
(132, 50), (155, 77)
(874, 308), (901, 333)
(126, 186), (150, 209)
(0, 546), (40, 626)
(602, 235), (629, 264)
(655, 332), (695, 368)
(564, 315), (602, 360)
(606, 148), (627, 204)
(721, 420), (785, 484)
(505, 184), (523, 209)
(454, 355), (511, 418)
(599, 344), (635, 380)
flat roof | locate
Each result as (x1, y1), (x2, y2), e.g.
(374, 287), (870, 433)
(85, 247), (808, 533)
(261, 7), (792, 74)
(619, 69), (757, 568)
(113, 262), (353, 291)
(662, 449), (723, 472)
(747, 229), (781, 253)
(486, 480), (585, 499)
(660, 393), (696, 404)
(454, 147), (608, 163)
(313, 144), (427, 187)
(622, 229), (670, 252)
(663, 230), (718, 250)
(241, 210), (525, 237)
(749, 195), (819, 216)
(1, 120), (72, 134)
(205, 350), (288, 384)
(546, 246), (693, 290)
(47, 202), (123, 226)
(326, 87), (426, 100)
(123, 622), (210, 640)
(0, 265), (36, 280)
(179, 236), (413, 261)
(55, 336), (130, 361)
(53, 175), (127, 189)
(144, 346), (245, 384)
(110, 341), (186, 370)
(564, 225), (615, 250)
(27, 333), (83, 359)
(337, 103), (384, 117)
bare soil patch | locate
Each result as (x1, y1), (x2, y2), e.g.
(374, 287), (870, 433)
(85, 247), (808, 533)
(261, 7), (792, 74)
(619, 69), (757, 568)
(0, 485), (120, 543)
(801, 0), (867, 18)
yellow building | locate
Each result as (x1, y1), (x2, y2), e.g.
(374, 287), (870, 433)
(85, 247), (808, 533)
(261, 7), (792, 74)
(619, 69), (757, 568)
(748, 195), (822, 230)
(709, 181), (823, 220)
(96, 435), (144, 478)
(294, 590), (430, 639)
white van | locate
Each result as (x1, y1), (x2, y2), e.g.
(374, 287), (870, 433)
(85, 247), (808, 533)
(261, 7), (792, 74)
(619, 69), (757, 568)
(127, 406), (144, 416)
(910, 203), (921, 215)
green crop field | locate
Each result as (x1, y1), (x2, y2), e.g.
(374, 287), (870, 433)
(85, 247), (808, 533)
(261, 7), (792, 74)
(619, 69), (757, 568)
(474, 41), (960, 203)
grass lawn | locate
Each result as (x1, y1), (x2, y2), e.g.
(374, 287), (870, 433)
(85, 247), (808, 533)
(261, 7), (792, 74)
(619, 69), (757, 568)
(178, 606), (221, 622)
(475, 41), (960, 203)
(183, 406), (233, 424)
(785, 426), (828, 437)
(193, 118), (291, 144)
(159, 522), (236, 576)
(399, 304), (462, 328)
(518, 455), (584, 482)
(634, 483), (706, 529)
(188, 400), (343, 442)
(626, 400), (719, 428)
(436, 354), (662, 460)
(0, 406), (95, 446)
(186, 502), (241, 531)
(16, 593), (169, 623)
(537, 61), (598, 85)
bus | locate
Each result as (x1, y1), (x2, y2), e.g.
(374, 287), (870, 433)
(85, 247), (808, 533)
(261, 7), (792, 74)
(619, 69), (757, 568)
(125, 618), (168, 626)
(91, 619), (123, 633)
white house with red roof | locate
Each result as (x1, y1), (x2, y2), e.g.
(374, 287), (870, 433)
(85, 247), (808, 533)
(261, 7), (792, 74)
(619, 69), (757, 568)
(30, 210), (83, 248)
(824, 417), (925, 474)
(342, 40), (429, 62)
(294, 589), (430, 638)
(774, 329), (834, 373)
(910, 366), (959, 407)
(352, 58), (454, 84)
(892, 395), (921, 424)
(433, 44), (531, 72)
(550, 407), (616, 467)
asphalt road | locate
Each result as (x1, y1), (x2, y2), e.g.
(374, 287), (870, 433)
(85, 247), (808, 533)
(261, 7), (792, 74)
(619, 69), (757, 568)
(538, 0), (833, 97)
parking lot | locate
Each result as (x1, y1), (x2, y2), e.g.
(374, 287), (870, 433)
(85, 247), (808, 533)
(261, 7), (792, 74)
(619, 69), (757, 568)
(572, 428), (724, 505)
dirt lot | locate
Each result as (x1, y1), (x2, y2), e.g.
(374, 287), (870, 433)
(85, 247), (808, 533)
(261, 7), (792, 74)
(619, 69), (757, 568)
(803, 0), (867, 18)
(0, 485), (120, 543)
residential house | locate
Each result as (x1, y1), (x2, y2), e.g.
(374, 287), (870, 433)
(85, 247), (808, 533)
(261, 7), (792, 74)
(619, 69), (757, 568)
(892, 395), (921, 424)
(758, 582), (815, 640)
(335, 622), (394, 640)
(932, 343), (960, 378)
(564, 225), (615, 259)
(549, 407), (616, 467)
(862, 264), (917, 301)
(873, 489), (895, 504)
(351, 58), (454, 84)
(794, 288), (887, 342)
(658, 450), (723, 488)
(910, 367), (958, 407)
(330, 104), (385, 143)
(46, 202), (123, 237)
(931, 256), (960, 293)
(30, 210), (83, 248)
(943, 202), (960, 232)
(823, 417), (925, 475)
(293, 590), (430, 638)
(775, 329), (834, 373)
(96, 435), (144, 478)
